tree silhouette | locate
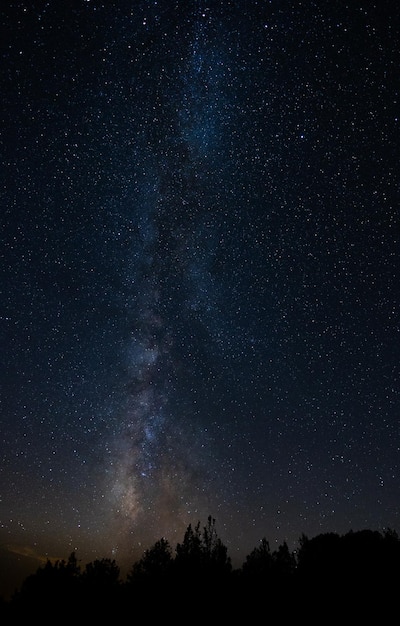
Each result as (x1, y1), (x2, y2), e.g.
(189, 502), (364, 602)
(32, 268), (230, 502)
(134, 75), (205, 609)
(172, 516), (233, 619)
(241, 537), (273, 579)
(82, 557), (120, 585)
(127, 537), (173, 584)
(238, 536), (297, 618)
(296, 531), (342, 579)
(273, 540), (296, 579)
(175, 520), (203, 573)
(12, 552), (81, 614)
(241, 537), (296, 585)
(5, 519), (400, 620)
(175, 515), (231, 581)
(124, 537), (174, 616)
(202, 515), (232, 576)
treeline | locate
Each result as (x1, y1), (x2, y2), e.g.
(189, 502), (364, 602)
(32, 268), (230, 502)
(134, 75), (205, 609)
(2, 517), (400, 620)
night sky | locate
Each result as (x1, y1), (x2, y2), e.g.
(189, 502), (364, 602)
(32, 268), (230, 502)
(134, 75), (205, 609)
(1, 0), (400, 598)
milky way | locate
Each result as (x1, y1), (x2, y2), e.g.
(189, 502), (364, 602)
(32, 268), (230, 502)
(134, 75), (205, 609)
(98, 8), (236, 547)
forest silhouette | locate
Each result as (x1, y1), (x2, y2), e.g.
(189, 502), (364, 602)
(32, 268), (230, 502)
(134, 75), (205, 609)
(1, 516), (399, 621)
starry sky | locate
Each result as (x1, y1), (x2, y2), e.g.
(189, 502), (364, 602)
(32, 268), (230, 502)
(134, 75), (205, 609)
(1, 0), (400, 596)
